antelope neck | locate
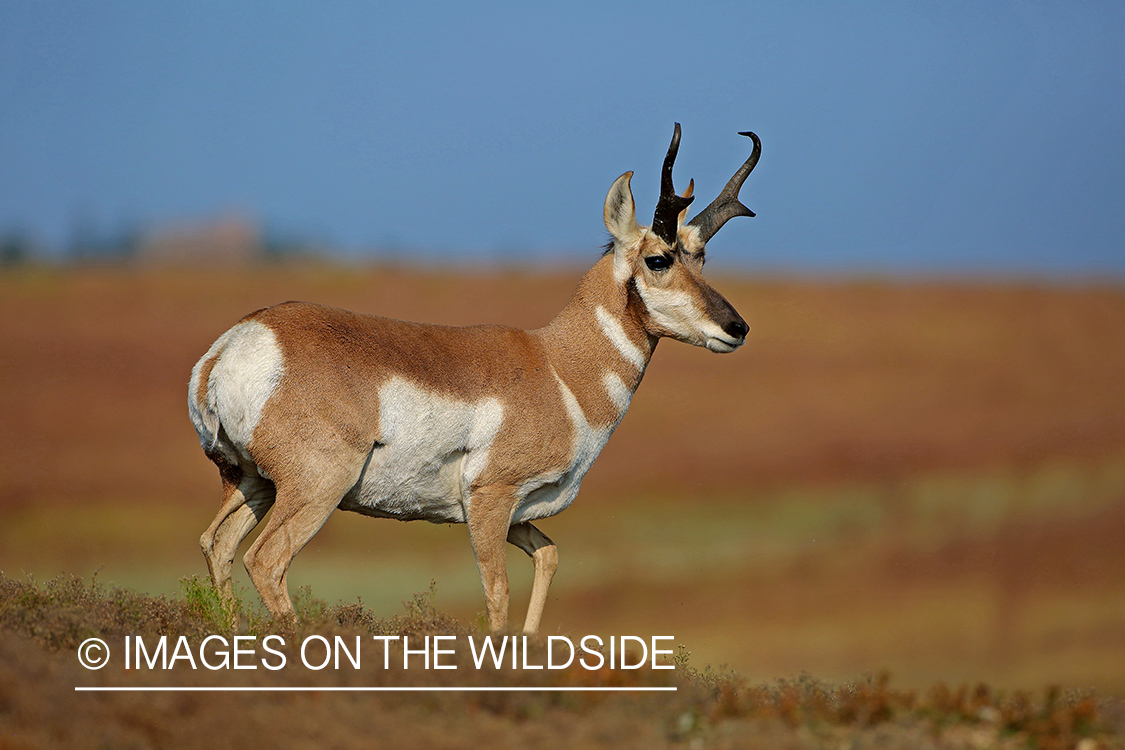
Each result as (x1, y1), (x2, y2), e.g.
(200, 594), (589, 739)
(537, 255), (654, 423)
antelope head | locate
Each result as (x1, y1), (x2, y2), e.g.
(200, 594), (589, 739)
(603, 123), (758, 353)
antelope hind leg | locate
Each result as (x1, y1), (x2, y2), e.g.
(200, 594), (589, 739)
(201, 478), (275, 599)
(242, 468), (358, 625)
(507, 521), (558, 636)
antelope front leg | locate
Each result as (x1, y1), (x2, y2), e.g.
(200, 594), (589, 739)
(466, 486), (519, 632)
(507, 522), (558, 635)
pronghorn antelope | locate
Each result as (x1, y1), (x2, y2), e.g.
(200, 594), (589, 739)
(189, 124), (760, 633)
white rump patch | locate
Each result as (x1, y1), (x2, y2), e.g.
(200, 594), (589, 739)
(189, 320), (284, 463)
(595, 306), (646, 371)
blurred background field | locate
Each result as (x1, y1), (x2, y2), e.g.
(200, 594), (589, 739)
(2, 263), (1122, 693)
(4, 6), (1125, 748)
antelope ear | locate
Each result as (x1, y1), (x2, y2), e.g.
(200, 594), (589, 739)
(604, 172), (642, 247)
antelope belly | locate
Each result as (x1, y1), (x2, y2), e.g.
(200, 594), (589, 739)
(340, 448), (467, 523)
(337, 377), (505, 524)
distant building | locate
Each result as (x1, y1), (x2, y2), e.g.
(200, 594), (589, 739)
(135, 215), (264, 265)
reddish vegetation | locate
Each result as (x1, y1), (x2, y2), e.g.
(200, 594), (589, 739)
(1, 574), (1119, 749)
(2, 265), (1123, 508)
(1, 265), (1124, 714)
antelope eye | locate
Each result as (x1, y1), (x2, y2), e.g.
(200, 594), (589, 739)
(644, 255), (672, 272)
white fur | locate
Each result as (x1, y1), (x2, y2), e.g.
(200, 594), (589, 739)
(635, 283), (699, 337)
(510, 371), (614, 524)
(613, 250), (632, 284)
(635, 280), (736, 351)
(340, 377), (505, 524)
(595, 305), (646, 370)
(703, 332), (741, 353)
(602, 371), (632, 415)
(552, 373), (613, 476)
(188, 320), (284, 468)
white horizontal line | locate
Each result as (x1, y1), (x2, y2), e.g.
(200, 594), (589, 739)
(75, 686), (677, 693)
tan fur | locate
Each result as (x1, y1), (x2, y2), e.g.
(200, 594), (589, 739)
(191, 144), (750, 634)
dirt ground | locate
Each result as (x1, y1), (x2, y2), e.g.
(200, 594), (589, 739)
(1, 573), (1120, 750)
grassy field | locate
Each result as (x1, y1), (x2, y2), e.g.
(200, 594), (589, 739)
(1, 262), (1124, 745)
(2, 573), (1120, 749)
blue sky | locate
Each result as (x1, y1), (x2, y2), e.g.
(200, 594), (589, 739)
(2, 2), (1123, 275)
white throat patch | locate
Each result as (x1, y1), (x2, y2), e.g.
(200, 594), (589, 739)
(594, 306), (646, 371)
(602, 371), (632, 415)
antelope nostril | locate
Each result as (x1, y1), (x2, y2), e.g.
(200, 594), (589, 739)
(725, 318), (749, 339)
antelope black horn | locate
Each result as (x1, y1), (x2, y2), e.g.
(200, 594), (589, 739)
(687, 130), (760, 243)
(651, 123), (695, 246)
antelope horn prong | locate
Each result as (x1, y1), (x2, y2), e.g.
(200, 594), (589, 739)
(687, 130), (761, 243)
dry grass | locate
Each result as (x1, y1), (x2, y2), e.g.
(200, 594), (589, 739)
(1, 573), (1120, 750)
